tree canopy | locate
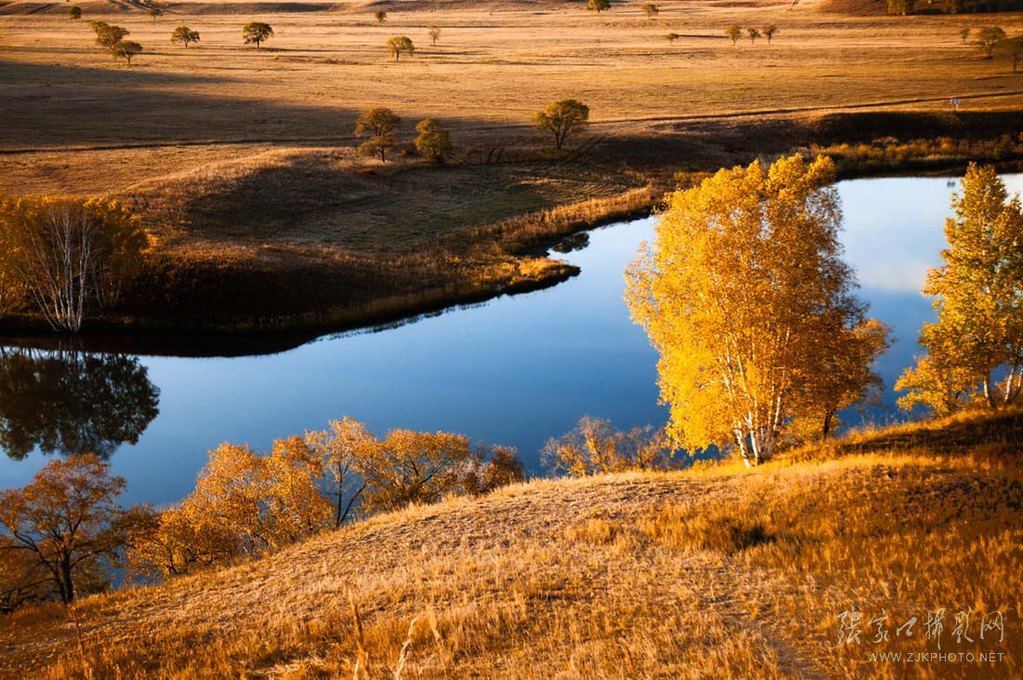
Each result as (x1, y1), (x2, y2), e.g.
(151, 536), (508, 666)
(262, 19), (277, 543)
(171, 26), (200, 48)
(387, 35), (415, 61)
(354, 107), (401, 161)
(625, 154), (885, 465)
(414, 118), (452, 164)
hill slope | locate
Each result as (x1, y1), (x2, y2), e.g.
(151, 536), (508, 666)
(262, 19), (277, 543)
(2, 414), (1022, 678)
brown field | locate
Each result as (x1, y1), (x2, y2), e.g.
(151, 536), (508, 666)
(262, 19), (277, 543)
(0, 0), (1022, 332)
(1, 410), (1021, 678)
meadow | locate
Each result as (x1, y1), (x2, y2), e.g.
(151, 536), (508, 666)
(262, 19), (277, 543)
(1, 0), (1022, 331)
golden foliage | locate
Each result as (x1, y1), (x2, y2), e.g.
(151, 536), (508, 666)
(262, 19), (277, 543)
(625, 154), (885, 465)
(897, 164), (1023, 414)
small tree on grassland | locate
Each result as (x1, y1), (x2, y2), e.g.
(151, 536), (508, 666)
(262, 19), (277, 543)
(974, 26), (1005, 59)
(387, 35), (414, 61)
(0, 196), (149, 332)
(625, 154), (882, 466)
(887, 0), (915, 15)
(354, 107), (401, 161)
(726, 24), (742, 45)
(959, 27), (971, 44)
(112, 40), (143, 65)
(68, 6), (81, 20)
(414, 118), (452, 164)
(171, 25), (200, 48)
(763, 24), (778, 44)
(0, 455), (126, 604)
(533, 99), (589, 150)
(642, 3), (659, 19)
(374, 10), (387, 23)
(149, 7), (163, 21)
(92, 22), (129, 50)
(428, 25), (441, 45)
(242, 21), (273, 49)
(588, 0), (611, 12)
(747, 27), (760, 44)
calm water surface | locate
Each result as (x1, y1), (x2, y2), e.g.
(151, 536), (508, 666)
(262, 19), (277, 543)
(1, 173), (1020, 505)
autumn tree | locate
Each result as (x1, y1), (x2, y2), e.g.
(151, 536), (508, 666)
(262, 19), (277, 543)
(354, 107), (401, 161)
(68, 6), (81, 21)
(790, 318), (890, 441)
(642, 3), (659, 19)
(975, 26), (1005, 58)
(0, 454), (126, 604)
(1005, 36), (1022, 73)
(542, 416), (675, 476)
(763, 24), (778, 44)
(374, 10), (387, 23)
(588, 0), (611, 12)
(454, 445), (525, 496)
(355, 429), (473, 513)
(533, 99), (589, 150)
(242, 21), (273, 49)
(428, 25), (441, 45)
(304, 416), (377, 526)
(0, 196), (149, 332)
(171, 25), (200, 48)
(414, 118), (452, 164)
(959, 27), (971, 44)
(726, 24), (742, 45)
(149, 6), (163, 21)
(112, 40), (143, 65)
(128, 440), (330, 577)
(896, 164), (1023, 414)
(747, 27), (760, 44)
(887, 0), (915, 15)
(387, 35), (415, 61)
(625, 154), (879, 466)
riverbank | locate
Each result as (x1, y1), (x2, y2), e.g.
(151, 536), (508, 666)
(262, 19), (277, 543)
(3, 410), (1019, 678)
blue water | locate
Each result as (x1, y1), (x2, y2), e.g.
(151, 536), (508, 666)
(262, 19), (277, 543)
(1, 173), (1020, 505)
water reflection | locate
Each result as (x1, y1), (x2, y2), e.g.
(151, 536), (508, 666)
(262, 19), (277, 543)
(0, 347), (160, 460)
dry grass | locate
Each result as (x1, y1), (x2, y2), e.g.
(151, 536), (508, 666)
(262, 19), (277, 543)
(2, 1), (1023, 332)
(1, 412), (1020, 678)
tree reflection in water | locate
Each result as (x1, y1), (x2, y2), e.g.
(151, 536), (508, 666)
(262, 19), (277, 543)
(0, 346), (160, 460)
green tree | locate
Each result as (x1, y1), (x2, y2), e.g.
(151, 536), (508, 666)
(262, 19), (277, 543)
(428, 25), (441, 45)
(726, 24), (742, 45)
(533, 99), (589, 150)
(588, 0), (611, 12)
(112, 40), (143, 65)
(896, 164), (1023, 413)
(0, 196), (149, 332)
(975, 26), (1005, 59)
(0, 454), (126, 604)
(374, 10), (387, 23)
(68, 6), (81, 21)
(354, 107), (401, 161)
(625, 155), (879, 466)
(387, 35), (415, 61)
(414, 118), (452, 164)
(763, 24), (778, 44)
(242, 21), (274, 49)
(171, 25), (200, 48)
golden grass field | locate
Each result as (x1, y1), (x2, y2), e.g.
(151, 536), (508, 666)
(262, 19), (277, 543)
(1, 0), (1022, 332)
(1, 410), (1020, 678)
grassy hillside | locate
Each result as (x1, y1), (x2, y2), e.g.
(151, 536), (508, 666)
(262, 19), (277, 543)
(2, 411), (1020, 678)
